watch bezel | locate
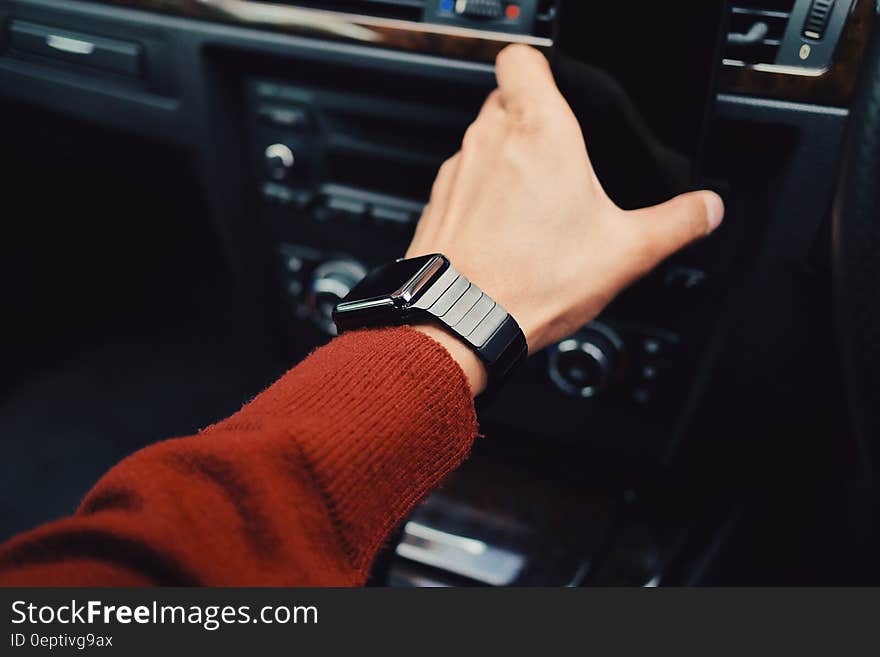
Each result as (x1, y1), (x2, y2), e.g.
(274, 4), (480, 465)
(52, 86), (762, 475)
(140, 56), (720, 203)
(393, 254), (447, 304)
(334, 254), (449, 316)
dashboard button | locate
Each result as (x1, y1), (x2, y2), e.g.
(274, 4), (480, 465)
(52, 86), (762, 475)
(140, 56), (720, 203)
(643, 338), (662, 356)
(284, 254), (304, 274)
(261, 181), (294, 205)
(325, 196), (367, 222)
(262, 182), (311, 209)
(370, 205), (414, 229)
(9, 21), (142, 78)
(287, 279), (304, 297)
(258, 104), (312, 130)
(641, 365), (658, 381)
(632, 388), (651, 405)
(641, 333), (678, 357)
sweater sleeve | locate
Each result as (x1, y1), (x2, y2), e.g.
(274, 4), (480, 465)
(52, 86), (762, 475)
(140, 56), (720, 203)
(0, 327), (478, 586)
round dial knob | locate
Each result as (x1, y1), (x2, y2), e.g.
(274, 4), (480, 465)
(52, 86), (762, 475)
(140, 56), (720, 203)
(548, 323), (623, 398)
(307, 260), (367, 335)
(264, 143), (295, 181)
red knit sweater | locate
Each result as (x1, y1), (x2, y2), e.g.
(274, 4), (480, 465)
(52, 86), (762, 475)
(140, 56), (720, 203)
(0, 327), (478, 586)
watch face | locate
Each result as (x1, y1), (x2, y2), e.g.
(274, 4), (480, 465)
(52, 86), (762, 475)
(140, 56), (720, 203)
(338, 254), (444, 311)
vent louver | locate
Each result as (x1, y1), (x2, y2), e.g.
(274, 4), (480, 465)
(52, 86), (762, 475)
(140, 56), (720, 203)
(803, 0), (834, 39)
(725, 0), (795, 66)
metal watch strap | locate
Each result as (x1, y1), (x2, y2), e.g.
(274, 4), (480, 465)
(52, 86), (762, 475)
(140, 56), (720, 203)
(412, 263), (528, 383)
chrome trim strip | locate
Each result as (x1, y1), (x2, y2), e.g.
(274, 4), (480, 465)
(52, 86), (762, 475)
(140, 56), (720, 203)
(46, 34), (96, 55)
(403, 521), (486, 555)
(717, 93), (849, 117)
(396, 521), (526, 586)
(723, 58), (828, 77)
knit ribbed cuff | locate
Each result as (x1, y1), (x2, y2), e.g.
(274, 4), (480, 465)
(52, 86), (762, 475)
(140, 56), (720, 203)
(221, 327), (478, 575)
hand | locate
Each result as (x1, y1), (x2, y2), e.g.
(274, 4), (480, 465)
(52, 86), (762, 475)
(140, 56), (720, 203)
(409, 45), (724, 394)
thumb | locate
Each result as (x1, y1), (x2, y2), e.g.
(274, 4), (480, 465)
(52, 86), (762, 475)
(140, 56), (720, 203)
(630, 190), (724, 262)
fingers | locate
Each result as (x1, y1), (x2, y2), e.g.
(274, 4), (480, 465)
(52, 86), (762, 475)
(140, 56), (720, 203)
(494, 45), (563, 119)
(630, 190), (724, 262)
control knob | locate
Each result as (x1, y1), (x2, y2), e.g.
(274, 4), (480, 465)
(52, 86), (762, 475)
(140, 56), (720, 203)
(264, 143), (295, 181)
(307, 260), (367, 335)
(548, 322), (624, 398)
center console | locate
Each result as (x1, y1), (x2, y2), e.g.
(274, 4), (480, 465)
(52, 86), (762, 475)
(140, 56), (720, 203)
(244, 66), (729, 464)
(223, 0), (734, 586)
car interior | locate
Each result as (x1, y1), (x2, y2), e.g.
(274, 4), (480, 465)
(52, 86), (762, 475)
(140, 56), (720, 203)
(1, 0), (879, 585)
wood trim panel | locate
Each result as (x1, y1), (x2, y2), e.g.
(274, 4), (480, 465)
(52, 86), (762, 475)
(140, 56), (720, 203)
(77, 0), (873, 105)
(719, 0), (875, 106)
(89, 0), (552, 62)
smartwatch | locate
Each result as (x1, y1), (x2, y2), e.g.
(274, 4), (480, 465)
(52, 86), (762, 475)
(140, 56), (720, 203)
(333, 254), (528, 388)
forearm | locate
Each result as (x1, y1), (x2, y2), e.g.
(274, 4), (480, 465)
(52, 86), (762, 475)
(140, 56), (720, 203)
(0, 327), (477, 586)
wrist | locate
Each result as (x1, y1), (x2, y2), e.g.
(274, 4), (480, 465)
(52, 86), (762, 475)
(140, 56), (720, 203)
(333, 254), (524, 395)
(413, 324), (488, 397)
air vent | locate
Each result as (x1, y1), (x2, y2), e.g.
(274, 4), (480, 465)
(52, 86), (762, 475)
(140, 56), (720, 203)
(272, 0), (427, 21)
(803, 0), (834, 39)
(725, 0), (795, 66)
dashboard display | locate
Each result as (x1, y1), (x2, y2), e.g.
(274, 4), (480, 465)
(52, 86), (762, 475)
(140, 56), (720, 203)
(555, 2), (728, 210)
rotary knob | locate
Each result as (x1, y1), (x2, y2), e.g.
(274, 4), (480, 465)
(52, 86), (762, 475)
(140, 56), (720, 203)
(264, 143), (295, 181)
(548, 322), (624, 398)
(307, 260), (367, 335)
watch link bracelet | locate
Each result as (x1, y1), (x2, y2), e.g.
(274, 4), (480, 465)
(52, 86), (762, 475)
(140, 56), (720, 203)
(333, 254), (528, 388)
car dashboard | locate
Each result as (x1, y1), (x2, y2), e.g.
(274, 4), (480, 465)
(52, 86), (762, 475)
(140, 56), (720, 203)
(0, 0), (873, 585)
